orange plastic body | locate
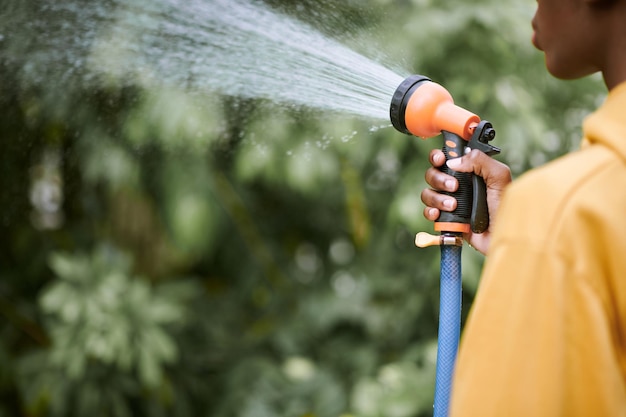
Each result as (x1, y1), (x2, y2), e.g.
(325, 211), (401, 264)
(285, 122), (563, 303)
(404, 82), (480, 140)
(434, 222), (471, 234)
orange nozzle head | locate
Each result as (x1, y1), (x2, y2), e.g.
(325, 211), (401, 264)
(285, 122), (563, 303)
(389, 75), (480, 140)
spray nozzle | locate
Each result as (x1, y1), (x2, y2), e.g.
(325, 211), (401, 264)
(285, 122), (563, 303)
(389, 75), (480, 140)
(389, 75), (501, 236)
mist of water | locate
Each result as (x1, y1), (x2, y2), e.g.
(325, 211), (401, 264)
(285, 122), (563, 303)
(4, 0), (408, 120)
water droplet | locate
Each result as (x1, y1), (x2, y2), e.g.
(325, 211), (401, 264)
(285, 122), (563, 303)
(332, 271), (357, 298)
(295, 242), (320, 274)
(329, 238), (355, 265)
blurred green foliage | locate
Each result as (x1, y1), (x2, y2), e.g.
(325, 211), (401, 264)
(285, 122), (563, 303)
(0, 0), (604, 416)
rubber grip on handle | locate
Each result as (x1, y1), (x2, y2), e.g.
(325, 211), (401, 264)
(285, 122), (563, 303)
(437, 131), (472, 227)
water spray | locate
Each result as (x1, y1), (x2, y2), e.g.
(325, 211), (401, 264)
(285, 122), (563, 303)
(389, 75), (500, 417)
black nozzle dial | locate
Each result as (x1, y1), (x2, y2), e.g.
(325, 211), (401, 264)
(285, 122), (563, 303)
(389, 74), (431, 134)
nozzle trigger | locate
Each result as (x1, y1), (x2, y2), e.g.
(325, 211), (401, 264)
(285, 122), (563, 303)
(468, 121), (500, 156)
(471, 176), (489, 233)
(468, 121), (500, 233)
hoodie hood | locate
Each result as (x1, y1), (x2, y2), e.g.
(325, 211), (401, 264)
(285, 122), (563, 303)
(582, 81), (626, 163)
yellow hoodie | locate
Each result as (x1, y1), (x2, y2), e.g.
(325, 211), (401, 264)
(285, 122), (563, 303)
(449, 82), (626, 417)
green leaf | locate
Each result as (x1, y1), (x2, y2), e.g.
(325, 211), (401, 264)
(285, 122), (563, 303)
(138, 344), (162, 388)
(48, 253), (88, 283)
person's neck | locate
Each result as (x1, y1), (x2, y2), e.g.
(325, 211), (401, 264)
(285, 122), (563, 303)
(602, 6), (626, 90)
(602, 61), (626, 91)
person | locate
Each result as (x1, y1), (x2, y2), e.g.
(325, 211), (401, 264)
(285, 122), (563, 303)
(420, 0), (626, 415)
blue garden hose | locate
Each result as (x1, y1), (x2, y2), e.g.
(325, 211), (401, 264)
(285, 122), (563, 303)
(434, 244), (462, 417)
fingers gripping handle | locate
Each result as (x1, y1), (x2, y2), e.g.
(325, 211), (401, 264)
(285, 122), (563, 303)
(436, 131), (472, 231)
(437, 123), (499, 234)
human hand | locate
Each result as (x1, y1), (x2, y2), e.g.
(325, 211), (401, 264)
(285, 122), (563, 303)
(421, 149), (512, 255)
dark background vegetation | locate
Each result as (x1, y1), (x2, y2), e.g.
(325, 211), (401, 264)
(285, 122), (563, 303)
(0, 0), (603, 416)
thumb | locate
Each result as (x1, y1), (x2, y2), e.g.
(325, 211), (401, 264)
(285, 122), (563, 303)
(446, 149), (492, 177)
(446, 149), (511, 187)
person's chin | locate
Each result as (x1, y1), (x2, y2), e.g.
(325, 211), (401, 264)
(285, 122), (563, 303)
(531, 32), (543, 51)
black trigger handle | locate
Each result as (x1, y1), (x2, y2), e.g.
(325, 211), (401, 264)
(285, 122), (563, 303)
(467, 121), (500, 234)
